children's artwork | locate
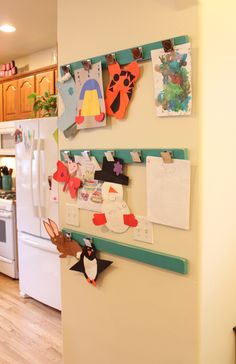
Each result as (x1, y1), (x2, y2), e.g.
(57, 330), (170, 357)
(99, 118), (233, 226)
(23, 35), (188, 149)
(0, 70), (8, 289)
(105, 61), (140, 119)
(43, 219), (82, 258)
(57, 76), (77, 133)
(74, 61), (106, 129)
(75, 156), (103, 212)
(70, 238), (113, 286)
(93, 182), (138, 233)
(151, 43), (192, 116)
(14, 127), (23, 144)
(53, 160), (81, 199)
(94, 157), (129, 186)
(146, 156), (191, 229)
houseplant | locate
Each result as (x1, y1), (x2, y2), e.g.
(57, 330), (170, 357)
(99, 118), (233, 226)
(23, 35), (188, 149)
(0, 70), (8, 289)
(28, 91), (57, 117)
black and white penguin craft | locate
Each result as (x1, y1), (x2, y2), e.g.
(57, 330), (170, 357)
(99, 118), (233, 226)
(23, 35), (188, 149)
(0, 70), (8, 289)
(70, 238), (113, 286)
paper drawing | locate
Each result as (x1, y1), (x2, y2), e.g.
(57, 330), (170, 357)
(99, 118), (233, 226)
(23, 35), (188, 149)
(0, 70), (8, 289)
(74, 61), (106, 129)
(146, 156), (191, 229)
(105, 61), (139, 119)
(151, 43), (192, 116)
(57, 77), (77, 132)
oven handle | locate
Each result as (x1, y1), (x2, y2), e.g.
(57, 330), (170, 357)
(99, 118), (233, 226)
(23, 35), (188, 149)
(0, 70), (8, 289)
(22, 238), (58, 254)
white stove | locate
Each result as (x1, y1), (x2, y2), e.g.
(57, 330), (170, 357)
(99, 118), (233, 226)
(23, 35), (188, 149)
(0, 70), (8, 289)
(0, 191), (18, 278)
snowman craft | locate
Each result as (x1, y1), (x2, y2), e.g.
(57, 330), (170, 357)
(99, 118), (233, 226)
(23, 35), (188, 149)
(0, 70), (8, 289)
(70, 238), (113, 286)
(93, 157), (138, 233)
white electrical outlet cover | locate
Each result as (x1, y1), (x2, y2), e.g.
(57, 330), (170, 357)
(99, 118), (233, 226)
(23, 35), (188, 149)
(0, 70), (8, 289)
(133, 216), (154, 244)
(66, 204), (80, 227)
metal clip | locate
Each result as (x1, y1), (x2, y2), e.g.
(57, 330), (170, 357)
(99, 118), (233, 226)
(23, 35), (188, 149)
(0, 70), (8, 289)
(162, 39), (174, 53)
(84, 237), (93, 247)
(63, 150), (71, 162)
(131, 46), (143, 61)
(82, 59), (92, 71)
(130, 150), (142, 163)
(61, 65), (72, 82)
(105, 53), (116, 65)
(160, 151), (173, 163)
(104, 151), (115, 162)
(65, 232), (72, 240)
(81, 150), (91, 161)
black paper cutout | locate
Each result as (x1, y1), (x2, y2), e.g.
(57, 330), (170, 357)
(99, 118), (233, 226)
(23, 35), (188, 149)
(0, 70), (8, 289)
(95, 157), (129, 186)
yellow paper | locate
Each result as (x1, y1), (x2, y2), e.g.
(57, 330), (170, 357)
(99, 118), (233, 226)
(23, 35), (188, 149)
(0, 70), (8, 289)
(81, 90), (100, 116)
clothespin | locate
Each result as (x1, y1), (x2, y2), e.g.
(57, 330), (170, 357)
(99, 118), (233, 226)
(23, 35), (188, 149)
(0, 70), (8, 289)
(81, 150), (91, 161)
(104, 151), (115, 162)
(162, 39), (174, 53)
(131, 46), (143, 61)
(105, 53), (116, 65)
(160, 151), (173, 163)
(82, 59), (92, 71)
(130, 150), (142, 163)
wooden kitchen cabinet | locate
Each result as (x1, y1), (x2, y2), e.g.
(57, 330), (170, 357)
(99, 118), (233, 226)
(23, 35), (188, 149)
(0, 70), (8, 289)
(0, 84), (3, 121)
(36, 70), (55, 96)
(18, 75), (35, 119)
(3, 80), (19, 121)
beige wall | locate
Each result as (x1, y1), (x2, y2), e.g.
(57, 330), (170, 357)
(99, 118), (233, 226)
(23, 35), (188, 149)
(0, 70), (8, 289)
(15, 46), (57, 71)
(58, 1), (199, 363)
(199, 0), (236, 363)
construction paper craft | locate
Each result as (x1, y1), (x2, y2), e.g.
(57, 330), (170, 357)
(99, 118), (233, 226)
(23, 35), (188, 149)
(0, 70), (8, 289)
(14, 127), (23, 144)
(76, 156), (103, 212)
(93, 182), (138, 233)
(74, 61), (106, 129)
(94, 157), (129, 186)
(53, 160), (81, 199)
(57, 77), (77, 133)
(70, 238), (112, 286)
(151, 43), (192, 116)
(146, 156), (191, 229)
(105, 61), (139, 119)
(43, 219), (82, 258)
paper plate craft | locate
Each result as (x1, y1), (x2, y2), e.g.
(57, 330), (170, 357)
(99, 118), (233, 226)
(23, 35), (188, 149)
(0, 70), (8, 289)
(93, 182), (138, 233)
(151, 42), (192, 116)
(53, 160), (81, 199)
(76, 156), (104, 212)
(105, 61), (140, 119)
(94, 157), (129, 186)
(74, 61), (106, 129)
(70, 238), (113, 286)
(57, 76), (77, 133)
(43, 219), (82, 258)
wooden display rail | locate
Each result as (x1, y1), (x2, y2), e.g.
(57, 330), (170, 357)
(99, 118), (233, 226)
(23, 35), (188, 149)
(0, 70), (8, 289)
(63, 228), (188, 275)
(60, 148), (188, 164)
(60, 35), (189, 75)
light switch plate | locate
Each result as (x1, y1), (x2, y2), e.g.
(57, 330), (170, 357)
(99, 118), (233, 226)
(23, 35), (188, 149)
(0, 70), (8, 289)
(65, 204), (80, 226)
(133, 216), (154, 244)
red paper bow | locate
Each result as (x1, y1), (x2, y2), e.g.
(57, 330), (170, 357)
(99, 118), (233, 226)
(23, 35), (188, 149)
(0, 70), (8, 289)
(53, 161), (81, 199)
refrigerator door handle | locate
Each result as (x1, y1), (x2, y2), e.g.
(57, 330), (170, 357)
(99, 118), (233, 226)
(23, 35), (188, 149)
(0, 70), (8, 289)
(29, 135), (39, 216)
(22, 238), (58, 254)
(37, 138), (43, 219)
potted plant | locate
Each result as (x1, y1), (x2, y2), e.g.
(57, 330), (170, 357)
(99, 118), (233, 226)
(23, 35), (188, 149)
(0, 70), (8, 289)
(28, 91), (57, 117)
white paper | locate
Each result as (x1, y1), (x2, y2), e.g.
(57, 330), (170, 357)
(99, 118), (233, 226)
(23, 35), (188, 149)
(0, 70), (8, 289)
(146, 156), (190, 229)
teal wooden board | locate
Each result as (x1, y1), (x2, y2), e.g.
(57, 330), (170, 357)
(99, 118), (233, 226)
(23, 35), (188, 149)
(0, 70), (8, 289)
(62, 229), (188, 274)
(60, 35), (189, 76)
(60, 148), (188, 164)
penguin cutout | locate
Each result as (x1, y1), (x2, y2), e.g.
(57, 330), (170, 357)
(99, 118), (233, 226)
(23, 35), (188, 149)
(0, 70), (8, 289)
(93, 182), (138, 233)
(105, 61), (140, 119)
(74, 61), (106, 130)
(57, 76), (77, 134)
(70, 238), (112, 286)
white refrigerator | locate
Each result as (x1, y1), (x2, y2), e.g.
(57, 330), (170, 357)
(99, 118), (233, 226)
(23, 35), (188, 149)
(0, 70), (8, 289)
(15, 117), (61, 310)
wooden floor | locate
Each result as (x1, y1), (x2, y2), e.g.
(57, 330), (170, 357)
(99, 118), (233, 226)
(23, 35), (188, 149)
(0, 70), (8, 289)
(0, 273), (63, 364)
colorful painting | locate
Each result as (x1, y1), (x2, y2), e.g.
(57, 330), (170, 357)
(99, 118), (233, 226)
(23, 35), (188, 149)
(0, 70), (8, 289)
(151, 43), (192, 116)
(74, 61), (106, 129)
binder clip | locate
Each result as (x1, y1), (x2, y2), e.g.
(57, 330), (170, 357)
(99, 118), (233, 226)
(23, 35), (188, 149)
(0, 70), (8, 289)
(61, 65), (72, 82)
(81, 150), (91, 161)
(160, 151), (173, 163)
(131, 47), (143, 61)
(105, 53), (116, 65)
(104, 150), (115, 162)
(82, 59), (92, 71)
(130, 150), (142, 163)
(162, 39), (174, 53)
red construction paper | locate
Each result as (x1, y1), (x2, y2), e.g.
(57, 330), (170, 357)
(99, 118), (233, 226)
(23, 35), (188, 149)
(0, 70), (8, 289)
(53, 160), (81, 199)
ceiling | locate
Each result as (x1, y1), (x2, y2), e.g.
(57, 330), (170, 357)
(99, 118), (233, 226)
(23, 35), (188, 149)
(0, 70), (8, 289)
(0, 0), (57, 64)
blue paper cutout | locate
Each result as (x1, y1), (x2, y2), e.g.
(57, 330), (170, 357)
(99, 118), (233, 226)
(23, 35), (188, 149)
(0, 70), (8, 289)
(79, 79), (102, 99)
(57, 78), (77, 132)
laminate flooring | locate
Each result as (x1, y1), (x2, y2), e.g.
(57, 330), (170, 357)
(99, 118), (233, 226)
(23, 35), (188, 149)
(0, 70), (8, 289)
(0, 273), (63, 364)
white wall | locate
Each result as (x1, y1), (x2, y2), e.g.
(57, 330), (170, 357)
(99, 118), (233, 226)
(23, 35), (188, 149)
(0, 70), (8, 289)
(58, 1), (199, 363)
(199, 0), (236, 363)
(15, 46), (57, 71)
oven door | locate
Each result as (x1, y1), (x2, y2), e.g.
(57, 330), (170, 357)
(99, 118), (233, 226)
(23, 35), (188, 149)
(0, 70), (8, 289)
(0, 210), (15, 260)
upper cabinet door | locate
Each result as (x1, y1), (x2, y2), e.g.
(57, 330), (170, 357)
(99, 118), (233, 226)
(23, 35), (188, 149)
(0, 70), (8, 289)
(36, 70), (55, 96)
(3, 80), (19, 121)
(18, 75), (35, 119)
(0, 84), (3, 121)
